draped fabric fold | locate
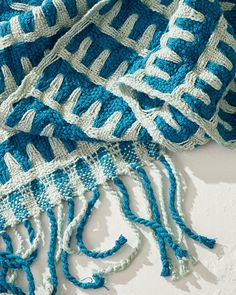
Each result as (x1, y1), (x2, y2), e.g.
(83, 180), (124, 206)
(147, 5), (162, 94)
(0, 0), (235, 293)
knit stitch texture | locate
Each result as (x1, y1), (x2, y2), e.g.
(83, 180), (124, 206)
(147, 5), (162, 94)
(0, 0), (235, 293)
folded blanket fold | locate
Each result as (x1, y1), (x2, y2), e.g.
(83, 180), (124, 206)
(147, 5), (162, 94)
(0, 0), (235, 293)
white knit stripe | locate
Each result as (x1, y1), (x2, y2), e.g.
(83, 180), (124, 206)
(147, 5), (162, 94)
(10, 2), (36, 12)
(19, 184), (41, 217)
(16, 109), (36, 132)
(117, 12), (235, 148)
(40, 124), (55, 137)
(117, 81), (209, 151)
(101, 0), (123, 25)
(221, 30), (236, 51)
(219, 99), (236, 114)
(187, 87), (211, 105)
(198, 70), (223, 91)
(172, 1), (205, 22)
(144, 64), (171, 80)
(48, 138), (70, 157)
(140, 0), (178, 18)
(89, 49), (111, 75)
(76, 0), (89, 18)
(0, 129), (17, 143)
(168, 27), (195, 42)
(0, 65), (18, 102)
(107, 60), (129, 84)
(157, 47), (182, 63)
(4, 152), (24, 178)
(0, 201), (18, 227)
(62, 87), (82, 114)
(71, 36), (93, 62)
(217, 117), (233, 131)
(122, 121), (142, 141)
(158, 103), (181, 130)
(0, 0), (90, 49)
(118, 14), (139, 39)
(59, 48), (107, 85)
(26, 143), (48, 166)
(210, 48), (233, 71)
(137, 24), (157, 52)
(220, 1), (235, 11)
(65, 98), (102, 128)
(20, 57), (33, 75)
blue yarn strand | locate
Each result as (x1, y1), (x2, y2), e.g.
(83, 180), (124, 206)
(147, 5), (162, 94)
(61, 197), (105, 289)
(1, 231), (14, 253)
(113, 176), (188, 269)
(0, 232), (35, 295)
(47, 209), (58, 295)
(136, 167), (189, 256)
(159, 155), (216, 249)
(76, 188), (127, 259)
(0, 231), (24, 295)
(0, 250), (35, 294)
(0, 272), (25, 295)
(135, 167), (172, 276)
(0, 221), (39, 295)
(23, 220), (38, 265)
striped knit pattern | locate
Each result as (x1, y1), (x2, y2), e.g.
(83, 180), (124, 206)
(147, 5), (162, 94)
(0, 0), (235, 293)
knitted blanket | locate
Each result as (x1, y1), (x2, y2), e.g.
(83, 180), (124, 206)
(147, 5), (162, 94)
(0, 0), (235, 293)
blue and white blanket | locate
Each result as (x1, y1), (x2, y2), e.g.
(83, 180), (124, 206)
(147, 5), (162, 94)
(0, 0), (235, 293)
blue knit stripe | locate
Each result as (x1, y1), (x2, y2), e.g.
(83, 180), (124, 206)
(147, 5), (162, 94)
(52, 169), (74, 200)
(8, 190), (29, 222)
(0, 142), (149, 228)
(75, 158), (97, 190)
(97, 147), (117, 177)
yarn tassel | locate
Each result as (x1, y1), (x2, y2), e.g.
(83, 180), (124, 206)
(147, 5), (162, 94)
(113, 174), (187, 277)
(159, 153), (216, 249)
(0, 151), (217, 291)
(135, 166), (187, 276)
(61, 195), (105, 289)
(76, 188), (127, 259)
(0, 221), (37, 295)
(97, 182), (143, 277)
(0, 231), (21, 294)
(45, 209), (58, 295)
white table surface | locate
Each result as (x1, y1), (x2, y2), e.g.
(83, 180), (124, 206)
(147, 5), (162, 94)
(12, 142), (236, 295)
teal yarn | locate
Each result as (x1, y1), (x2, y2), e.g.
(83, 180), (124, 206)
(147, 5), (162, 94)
(113, 176), (187, 257)
(0, 251), (35, 294)
(0, 224), (37, 294)
(76, 188), (128, 259)
(159, 155), (216, 249)
(0, 0), (235, 292)
(47, 209), (58, 295)
(61, 197), (105, 289)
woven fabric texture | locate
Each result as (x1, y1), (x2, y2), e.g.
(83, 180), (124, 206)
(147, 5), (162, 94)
(0, 0), (235, 293)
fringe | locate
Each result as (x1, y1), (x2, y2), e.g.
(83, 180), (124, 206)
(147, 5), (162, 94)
(0, 152), (216, 294)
